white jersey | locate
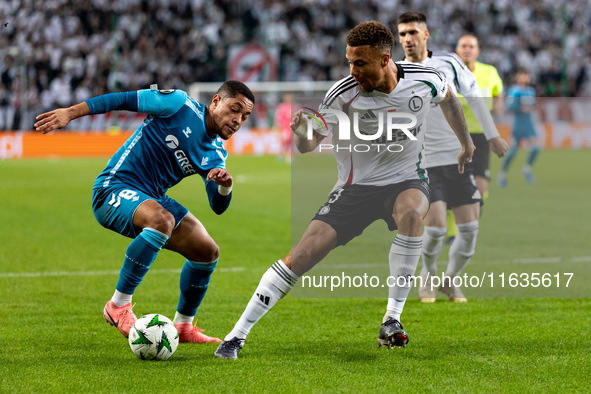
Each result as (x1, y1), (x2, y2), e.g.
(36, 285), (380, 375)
(316, 62), (448, 192)
(401, 50), (483, 168)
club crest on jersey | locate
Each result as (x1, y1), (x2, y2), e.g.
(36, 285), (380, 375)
(409, 96), (423, 112)
(318, 205), (330, 215)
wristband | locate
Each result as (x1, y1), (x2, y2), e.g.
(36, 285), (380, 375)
(218, 184), (233, 196)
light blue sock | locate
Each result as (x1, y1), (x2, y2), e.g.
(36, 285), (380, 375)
(177, 260), (218, 317)
(115, 228), (169, 295)
(501, 142), (518, 172)
(527, 146), (540, 166)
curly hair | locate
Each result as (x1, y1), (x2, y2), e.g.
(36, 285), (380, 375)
(346, 21), (395, 53)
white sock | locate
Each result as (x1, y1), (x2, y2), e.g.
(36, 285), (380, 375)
(173, 312), (194, 324)
(225, 260), (298, 341)
(384, 234), (422, 323)
(420, 226), (446, 276)
(112, 289), (132, 307)
(446, 220), (479, 278)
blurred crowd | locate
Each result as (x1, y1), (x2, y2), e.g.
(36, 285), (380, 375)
(1, 0), (591, 130)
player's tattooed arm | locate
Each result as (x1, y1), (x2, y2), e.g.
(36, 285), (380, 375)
(439, 85), (476, 174)
(440, 87), (471, 146)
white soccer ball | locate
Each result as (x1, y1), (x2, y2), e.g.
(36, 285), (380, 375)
(128, 314), (179, 361)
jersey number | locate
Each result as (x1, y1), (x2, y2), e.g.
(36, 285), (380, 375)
(108, 190), (139, 208)
(328, 188), (344, 203)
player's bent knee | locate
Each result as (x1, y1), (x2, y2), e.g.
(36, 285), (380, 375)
(189, 241), (219, 263)
(207, 243), (220, 262)
(146, 210), (175, 236)
(395, 209), (423, 232)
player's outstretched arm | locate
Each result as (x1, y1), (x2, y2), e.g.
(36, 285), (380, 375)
(439, 86), (475, 174)
(290, 109), (325, 153)
(35, 102), (90, 134)
(36, 91), (143, 134)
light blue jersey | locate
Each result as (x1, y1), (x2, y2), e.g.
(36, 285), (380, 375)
(93, 89), (227, 196)
(89, 89), (231, 238)
(507, 85), (537, 140)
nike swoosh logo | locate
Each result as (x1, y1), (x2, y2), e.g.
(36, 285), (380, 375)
(105, 308), (119, 327)
(246, 319), (256, 323)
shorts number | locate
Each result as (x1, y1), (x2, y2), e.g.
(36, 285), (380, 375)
(108, 189), (139, 208)
(328, 188), (344, 203)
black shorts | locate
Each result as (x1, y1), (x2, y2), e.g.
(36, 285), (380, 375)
(427, 163), (482, 208)
(312, 179), (431, 247)
(470, 133), (490, 179)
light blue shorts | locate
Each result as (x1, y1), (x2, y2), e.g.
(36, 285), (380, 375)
(92, 185), (188, 239)
(512, 122), (537, 142)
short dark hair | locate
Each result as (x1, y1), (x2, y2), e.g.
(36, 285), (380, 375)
(346, 21), (395, 54)
(397, 12), (428, 26)
(216, 80), (255, 105)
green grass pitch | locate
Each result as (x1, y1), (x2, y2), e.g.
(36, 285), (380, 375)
(1, 151), (590, 393)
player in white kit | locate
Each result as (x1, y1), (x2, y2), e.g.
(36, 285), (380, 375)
(397, 12), (509, 303)
(215, 21), (475, 359)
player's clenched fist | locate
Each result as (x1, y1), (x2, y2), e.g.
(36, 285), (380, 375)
(207, 168), (233, 187)
(290, 109), (311, 138)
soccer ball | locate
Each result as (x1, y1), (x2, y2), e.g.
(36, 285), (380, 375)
(128, 314), (179, 360)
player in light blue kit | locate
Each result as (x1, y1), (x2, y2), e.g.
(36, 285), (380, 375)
(34, 81), (255, 343)
(498, 70), (540, 187)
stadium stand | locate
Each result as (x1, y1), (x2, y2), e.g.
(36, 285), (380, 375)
(1, 0), (590, 130)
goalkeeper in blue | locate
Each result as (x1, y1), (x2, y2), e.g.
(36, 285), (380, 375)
(34, 81), (255, 343)
(497, 70), (540, 187)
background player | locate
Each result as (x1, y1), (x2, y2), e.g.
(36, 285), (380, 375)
(35, 81), (254, 343)
(397, 12), (508, 303)
(497, 70), (540, 187)
(215, 21), (475, 359)
(273, 93), (294, 164)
